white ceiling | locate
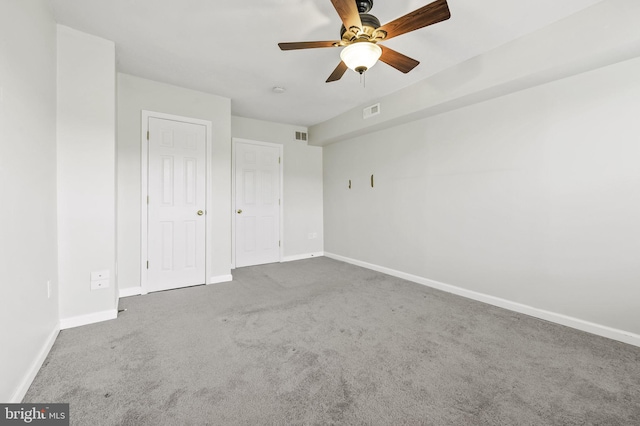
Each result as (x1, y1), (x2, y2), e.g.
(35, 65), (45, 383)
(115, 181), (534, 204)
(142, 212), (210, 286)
(51, 0), (603, 127)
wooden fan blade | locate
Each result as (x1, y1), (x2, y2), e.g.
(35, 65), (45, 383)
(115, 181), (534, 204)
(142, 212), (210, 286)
(379, 46), (420, 73)
(278, 41), (340, 50)
(330, 0), (362, 31)
(377, 0), (450, 41)
(326, 61), (348, 82)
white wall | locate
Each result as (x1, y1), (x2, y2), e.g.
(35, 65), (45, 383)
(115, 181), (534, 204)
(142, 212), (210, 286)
(117, 73), (232, 293)
(57, 26), (117, 324)
(323, 56), (640, 341)
(0, 0), (59, 401)
(232, 117), (323, 260)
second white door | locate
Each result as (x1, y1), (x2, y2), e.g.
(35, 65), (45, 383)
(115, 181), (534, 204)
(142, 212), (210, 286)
(235, 141), (281, 268)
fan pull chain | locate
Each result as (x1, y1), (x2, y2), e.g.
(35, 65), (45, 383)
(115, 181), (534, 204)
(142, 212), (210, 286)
(360, 71), (366, 88)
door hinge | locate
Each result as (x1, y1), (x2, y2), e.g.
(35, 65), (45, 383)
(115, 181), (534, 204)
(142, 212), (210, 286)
(147, 131), (149, 140)
(279, 240), (281, 247)
(146, 261), (149, 269)
(147, 196), (149, 204)
(278, 157), (281, 164)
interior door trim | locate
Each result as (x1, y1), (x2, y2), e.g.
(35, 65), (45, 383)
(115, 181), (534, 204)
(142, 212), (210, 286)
(231, 138), (284, 269)
(140, 110), (213, 294)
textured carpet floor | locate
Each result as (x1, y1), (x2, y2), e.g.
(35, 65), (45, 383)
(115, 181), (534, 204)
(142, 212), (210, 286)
(25, 257), (640, 425)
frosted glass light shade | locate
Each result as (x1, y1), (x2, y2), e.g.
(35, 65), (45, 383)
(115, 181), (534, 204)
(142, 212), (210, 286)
(340, 42), (382, 74)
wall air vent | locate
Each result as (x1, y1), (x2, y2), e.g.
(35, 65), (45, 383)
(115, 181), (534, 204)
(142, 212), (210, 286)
(363, 103), (381, 119)
(294, 131), (308, 142)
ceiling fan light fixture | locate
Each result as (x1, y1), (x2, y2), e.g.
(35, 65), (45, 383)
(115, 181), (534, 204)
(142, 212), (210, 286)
(278, 0), (451, 82)
(340, 42), (382, 74)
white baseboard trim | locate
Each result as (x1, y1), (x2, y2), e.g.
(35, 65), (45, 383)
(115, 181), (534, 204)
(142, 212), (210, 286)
(282, 252), (325, 262)
(324, 252), (640, 348)
(59, 309), (118, 330)
(10, 326), (59, 403)
(119, 287), (142, 298)
(209, 274), (233, 285)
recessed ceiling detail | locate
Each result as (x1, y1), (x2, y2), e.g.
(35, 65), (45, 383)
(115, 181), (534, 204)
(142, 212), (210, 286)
(50, 0), (605, 126)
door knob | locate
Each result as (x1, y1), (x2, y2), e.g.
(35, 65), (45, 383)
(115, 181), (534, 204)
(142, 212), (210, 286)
(237, 209), (242, 214)
(197, 210), (204, 216)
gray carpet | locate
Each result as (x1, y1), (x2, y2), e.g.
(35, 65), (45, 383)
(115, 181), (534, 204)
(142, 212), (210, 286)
(25, 257), (640, 425)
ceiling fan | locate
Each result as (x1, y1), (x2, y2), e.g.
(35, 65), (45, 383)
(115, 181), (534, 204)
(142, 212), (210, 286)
(278, 0), (451, 82)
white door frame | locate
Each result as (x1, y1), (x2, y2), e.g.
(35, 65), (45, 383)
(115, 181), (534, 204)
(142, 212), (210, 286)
(231, 138), (284, 269)
(141, 110), (213, 294)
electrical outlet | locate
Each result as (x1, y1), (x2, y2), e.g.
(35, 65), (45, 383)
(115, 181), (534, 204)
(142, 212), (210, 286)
(91, 270), (110, 290)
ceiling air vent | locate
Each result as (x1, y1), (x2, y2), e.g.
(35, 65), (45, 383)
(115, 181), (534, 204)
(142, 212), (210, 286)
(363, 103), (381, 119)
(294, 131), (308, 142)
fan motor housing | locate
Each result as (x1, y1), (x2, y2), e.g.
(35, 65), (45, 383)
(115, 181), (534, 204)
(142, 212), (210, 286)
(340, 13), (382, 42)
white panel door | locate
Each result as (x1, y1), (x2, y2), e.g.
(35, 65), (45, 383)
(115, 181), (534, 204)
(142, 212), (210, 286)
(235, 141), (281, 267)
(147, 117), (206, 292)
